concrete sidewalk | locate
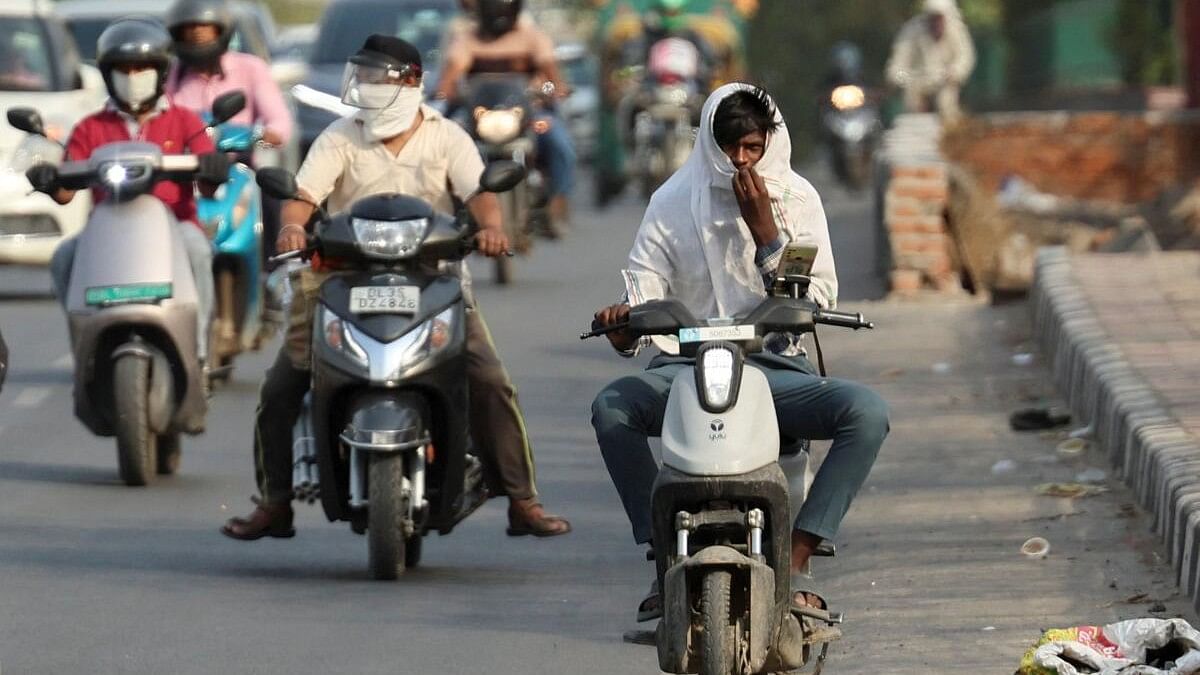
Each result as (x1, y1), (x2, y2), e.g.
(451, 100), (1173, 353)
(1033, 247), (1200, 609)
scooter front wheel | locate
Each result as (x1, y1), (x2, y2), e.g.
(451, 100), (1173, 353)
(156, 432), (181, 475)
(700, 569), (736, 675)
(367, 453), (409, 580)
(113, 355), (157, 486)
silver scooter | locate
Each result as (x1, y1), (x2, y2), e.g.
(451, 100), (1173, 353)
(584, 272), (873, 675)
(8, 92), (244, 486)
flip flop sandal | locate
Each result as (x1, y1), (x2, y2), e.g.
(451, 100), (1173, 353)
(636, 579), (661, 623)
(790, 572), (829, 614)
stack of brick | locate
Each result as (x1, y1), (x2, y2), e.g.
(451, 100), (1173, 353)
(877, 114), (956, 294)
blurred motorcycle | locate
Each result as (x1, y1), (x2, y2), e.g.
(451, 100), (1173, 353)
(460, 74), (550, 285)
(621, 37), (703, 199)
(820, 43), (880, 191)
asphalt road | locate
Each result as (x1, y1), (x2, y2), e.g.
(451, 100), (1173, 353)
(0, 166), (1192, 674)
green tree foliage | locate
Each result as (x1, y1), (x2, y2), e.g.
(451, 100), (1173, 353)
(1109, 0), (1176, 85)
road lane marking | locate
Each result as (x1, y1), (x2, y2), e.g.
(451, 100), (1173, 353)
(12, 386), (51, 409)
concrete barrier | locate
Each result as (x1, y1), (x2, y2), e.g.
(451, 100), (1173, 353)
(1032, 246), (1200, 609)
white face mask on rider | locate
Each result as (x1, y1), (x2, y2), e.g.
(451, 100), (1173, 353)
(356, 84), (424, 141)
(111, 69), (160, 112)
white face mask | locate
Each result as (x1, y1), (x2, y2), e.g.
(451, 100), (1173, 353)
(356, 85), (424, 141)
(111, 70), (159, 112)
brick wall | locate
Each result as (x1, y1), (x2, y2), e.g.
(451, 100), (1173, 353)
(883, 163), (957, 293)
(943, 111), (1200, 204)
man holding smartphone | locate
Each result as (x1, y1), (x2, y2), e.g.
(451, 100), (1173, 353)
(589, 84), (889, 620)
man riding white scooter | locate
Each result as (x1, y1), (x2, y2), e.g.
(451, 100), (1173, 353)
(590, 84), (889, 620)
(34, 18), (229, 361)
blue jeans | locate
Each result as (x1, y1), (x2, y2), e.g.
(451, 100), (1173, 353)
(591, 353), (889, 545)
(536, 112), (576, 199)
(50, 223), (214, 359)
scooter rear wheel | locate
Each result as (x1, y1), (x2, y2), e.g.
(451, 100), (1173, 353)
(113, 355), (156, 487)
(700, 570), (736, 675)
(367, 453), (409, 580)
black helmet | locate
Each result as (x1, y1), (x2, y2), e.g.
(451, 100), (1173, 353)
(97, 17), (172, 108)
(477, 0), (521, 39)
(166, 0), (234, 71)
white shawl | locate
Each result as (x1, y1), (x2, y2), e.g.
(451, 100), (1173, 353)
(622, 83), (837, 322)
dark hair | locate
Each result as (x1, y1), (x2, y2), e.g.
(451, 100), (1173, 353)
(712, 87), (781, 148)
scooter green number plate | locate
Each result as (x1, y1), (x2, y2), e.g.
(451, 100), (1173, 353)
(85, 282), (173, 306)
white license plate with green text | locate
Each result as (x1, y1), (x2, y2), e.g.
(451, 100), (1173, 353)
(85, 283), (173, 306)
(349, 285), (420, 314)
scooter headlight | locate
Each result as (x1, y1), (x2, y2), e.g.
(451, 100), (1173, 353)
(830, 85), (865, 111)
(475, 107), (524, 145)
(696, 345), (741, 413)
(351, 217), (428, 259)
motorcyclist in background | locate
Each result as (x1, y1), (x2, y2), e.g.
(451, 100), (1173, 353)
(435, 0), (576, 234)
(33, 18), (229, 361)
(164, 0), (293, 260)
(635, 0), (716, 87)
(824, 41), (865, 90)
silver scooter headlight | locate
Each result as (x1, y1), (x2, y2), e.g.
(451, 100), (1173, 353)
(351, 217), (428, 259)
(700, 345), (734, 410)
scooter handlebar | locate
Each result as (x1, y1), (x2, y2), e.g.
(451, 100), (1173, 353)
(813, 309), (874, 330)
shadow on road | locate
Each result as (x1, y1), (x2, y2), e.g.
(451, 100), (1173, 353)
(0, 460), (120, 486)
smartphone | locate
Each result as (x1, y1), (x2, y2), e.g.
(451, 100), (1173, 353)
(777, 243), (819, 279)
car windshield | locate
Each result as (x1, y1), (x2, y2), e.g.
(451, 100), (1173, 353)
(67, 16), (259, 64)
(311, 3), (453, 72)
(0, 17), (55, 92)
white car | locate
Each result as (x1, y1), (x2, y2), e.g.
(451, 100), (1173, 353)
(0, 0), (104, 265)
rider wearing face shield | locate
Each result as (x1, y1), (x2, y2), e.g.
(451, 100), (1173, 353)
(32, 17), (229, 361)
(434, 0), (577, 233)
(221, 35), (571, 542)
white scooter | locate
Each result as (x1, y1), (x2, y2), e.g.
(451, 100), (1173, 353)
(8, 92), (244, 486)
(584, 272), (873, 675)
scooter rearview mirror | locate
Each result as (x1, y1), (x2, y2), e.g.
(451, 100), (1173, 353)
(211, 90), (247, 126)
(256, 167), (299, 201)
(7, 107), (45, 137)
(479, 160), (526, 194)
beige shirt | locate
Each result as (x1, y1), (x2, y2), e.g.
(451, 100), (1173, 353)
(885, 15), (976, 93)
(296, 104), (484, 215)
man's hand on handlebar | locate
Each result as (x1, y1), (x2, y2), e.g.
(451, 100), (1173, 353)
(276, 223), (308, 254)
(593, 303), (634, 352)
(474, 227), (510, 258)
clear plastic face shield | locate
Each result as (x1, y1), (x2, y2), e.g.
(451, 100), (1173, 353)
(340, 59), (421, 110)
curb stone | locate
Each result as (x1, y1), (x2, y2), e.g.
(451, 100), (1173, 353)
(1032, 247), (1200, 609)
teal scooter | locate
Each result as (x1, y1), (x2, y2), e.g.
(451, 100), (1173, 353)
(197, 121), (266, 381)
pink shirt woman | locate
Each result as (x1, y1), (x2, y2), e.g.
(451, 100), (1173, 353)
(166, 51), (293, 145)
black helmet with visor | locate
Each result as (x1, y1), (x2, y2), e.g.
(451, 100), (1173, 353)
(166, 0), (234, 71)
(477, 0), (522, 39)
(96, 17), (172, 109)
(340, 35), (423, 110)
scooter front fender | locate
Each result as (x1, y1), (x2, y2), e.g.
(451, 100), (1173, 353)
(657, 546), (777, 674)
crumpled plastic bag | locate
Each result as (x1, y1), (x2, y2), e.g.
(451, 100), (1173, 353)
(1018, 619), (1200, 675)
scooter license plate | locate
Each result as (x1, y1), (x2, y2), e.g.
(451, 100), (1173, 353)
(349, 285), (420, 314)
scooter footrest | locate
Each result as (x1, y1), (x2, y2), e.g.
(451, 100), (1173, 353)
(813, 541), (837, 557)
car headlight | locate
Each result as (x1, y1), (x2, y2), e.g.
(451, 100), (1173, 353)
(696, 345), (740, 413)
(831, 85), (865, 111)
(320, 305), (369, 369)
(351, 217), (428, 259)
(384, 306), (456, 379)
(475, 107), (523, 145)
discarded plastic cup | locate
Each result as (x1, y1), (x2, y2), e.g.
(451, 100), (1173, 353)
(1012, 353), (1035, 367)
(1056, 438), (1088, 459)
(1021, 537), (1051, 559)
